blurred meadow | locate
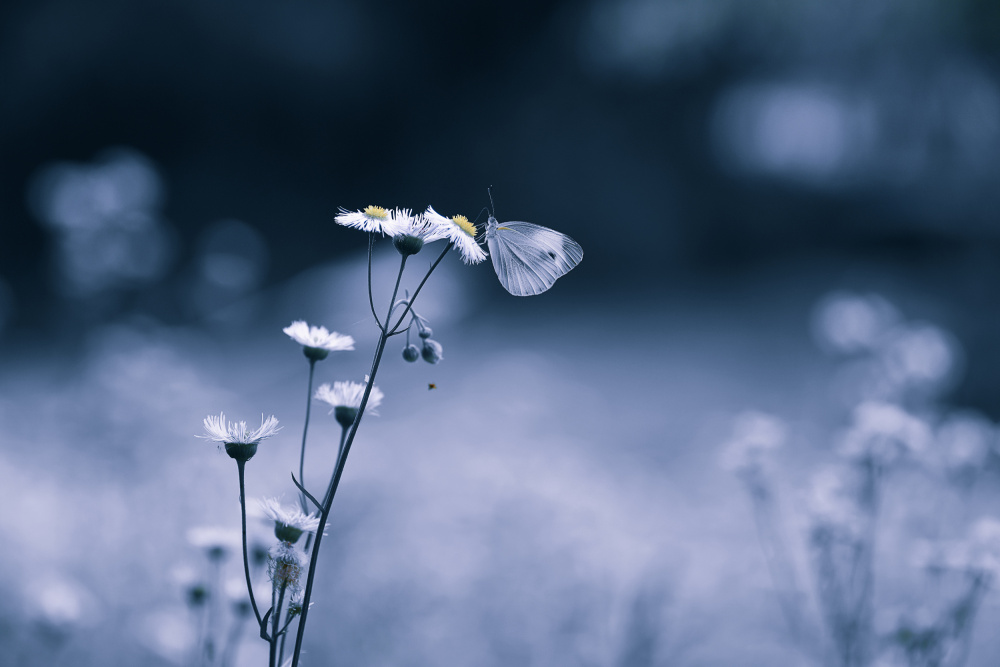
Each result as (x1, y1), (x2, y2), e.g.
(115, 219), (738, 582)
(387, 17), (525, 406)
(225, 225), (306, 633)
(3, 1), (1000, 665)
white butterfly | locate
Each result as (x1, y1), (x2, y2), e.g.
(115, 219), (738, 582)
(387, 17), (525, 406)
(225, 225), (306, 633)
(485, 216), (584, 296)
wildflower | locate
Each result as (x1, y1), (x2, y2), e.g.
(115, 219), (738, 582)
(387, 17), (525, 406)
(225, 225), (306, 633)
(387, 208), (445, 257)
(187, 526), (243, 560)
(423, 206), (487, 264)
(258, 497), (321, 544)
(837, 401), (931, 467)
(315, 380), (384, 428)
(200, 412), (280, 462)
(719, 410), (787, 475)
(421, 338), (443, 364)
(268, 542), (305, 597)
(283, 320), (355, 361)
(334, 205), (396, 234)
(807, 469), (864, 541)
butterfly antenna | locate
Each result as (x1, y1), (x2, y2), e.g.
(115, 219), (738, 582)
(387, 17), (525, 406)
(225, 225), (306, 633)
(487, 186), (496, 218)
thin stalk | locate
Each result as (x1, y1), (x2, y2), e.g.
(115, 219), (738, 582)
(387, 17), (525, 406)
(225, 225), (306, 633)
(322, 426), (350, 508)
(388, 244), (452, 335)
(298, 359), (317, 518)
(290, 251), (447, 667)
(269, 583), (287, 667)
(220, 608), (249, 667)
(368, 233), (383, 330)
(237, 461), (266, 629)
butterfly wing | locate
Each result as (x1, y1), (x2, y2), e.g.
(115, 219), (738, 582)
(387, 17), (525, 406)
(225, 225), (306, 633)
(487, 220), (584, 296)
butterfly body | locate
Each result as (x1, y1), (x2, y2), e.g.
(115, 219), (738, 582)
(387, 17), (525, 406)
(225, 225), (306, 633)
(484, 216), (583, 296)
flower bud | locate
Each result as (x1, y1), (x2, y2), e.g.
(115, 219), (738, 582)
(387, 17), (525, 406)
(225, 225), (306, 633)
(418, 326), (433, 339)
(393, 234), (424, 257)
(402, 344), (420, 362)
(421, 339), (443, 364)
(335, 406), (358, 429)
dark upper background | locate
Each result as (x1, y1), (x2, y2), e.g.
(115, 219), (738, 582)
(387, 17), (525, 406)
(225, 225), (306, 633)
(2, 0), (1000, 408)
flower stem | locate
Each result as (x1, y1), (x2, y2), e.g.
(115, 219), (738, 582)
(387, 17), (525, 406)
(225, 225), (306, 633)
(290, 252), (446, 667)
(298, 358), (317, 517)
(237, 460), (265, 629)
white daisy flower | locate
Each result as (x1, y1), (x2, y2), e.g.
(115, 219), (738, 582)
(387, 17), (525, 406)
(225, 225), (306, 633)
(258, 497), (321, 533)
(201, 412), (281, 445)
(423, 206), (488, 265)
(387, 208), (448, 257)
(283, 320), (355, 359)
(315, 380), (384, 413)
(335, 205), (396, 234)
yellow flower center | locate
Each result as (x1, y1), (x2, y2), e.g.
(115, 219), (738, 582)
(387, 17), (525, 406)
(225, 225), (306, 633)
(364, 205), (389, 220)
(451, 215), (477, 238)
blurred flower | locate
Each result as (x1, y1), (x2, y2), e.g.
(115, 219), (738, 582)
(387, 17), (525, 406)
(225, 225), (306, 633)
(812, 292), (899, 354)
(808, 469), (864, 539)
(201, 413), (280, 445)
(423, 206), (488, 264)
(877, 323), (959, 393)
(258, 497), (321, 543)
(283, 320), (355, 361)
(187, 526), (242, 559)
(335, 205), (396, 234)
(838, 401), (931, 466)
(914, 517), (1000, 577)
(718, 410), (787, 474)
(922, 411), (995, 479)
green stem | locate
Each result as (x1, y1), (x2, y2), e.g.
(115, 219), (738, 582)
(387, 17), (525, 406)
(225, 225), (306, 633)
(237, 461), (266, 629)
(298, 358), (317, 517)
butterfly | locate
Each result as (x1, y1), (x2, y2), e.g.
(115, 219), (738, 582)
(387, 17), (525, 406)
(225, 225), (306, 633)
(484, 215), (584, 296)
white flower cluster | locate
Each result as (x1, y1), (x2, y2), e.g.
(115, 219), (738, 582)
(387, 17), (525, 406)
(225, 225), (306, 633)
(837, 401), (931, 466)
(335, 205), (487, 264)
(718, 410), (787, 474)
(913, 517), (1000, 576)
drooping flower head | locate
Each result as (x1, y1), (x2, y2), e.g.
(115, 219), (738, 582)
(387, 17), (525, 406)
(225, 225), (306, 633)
(283, 320), (355, 361)
(423, 206), (488, 264)
(335, 205), (396, 234)
(315, 380), (384, 428)
(258, 497), (321, 544)
(201, 412), (280, 462)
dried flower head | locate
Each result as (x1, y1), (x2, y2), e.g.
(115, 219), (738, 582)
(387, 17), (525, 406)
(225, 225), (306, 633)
(423, 206), (487, 264)
(268, 542), (306, 596)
